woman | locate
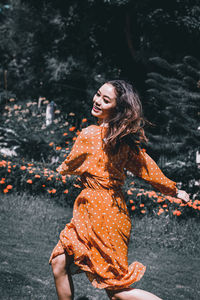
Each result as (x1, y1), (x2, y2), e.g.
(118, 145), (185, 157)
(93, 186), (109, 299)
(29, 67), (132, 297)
(49, 80), (190, 300)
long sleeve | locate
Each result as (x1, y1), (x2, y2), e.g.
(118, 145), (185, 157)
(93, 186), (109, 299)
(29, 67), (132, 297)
(56, 129), (92, 176)
(125, 147), (177, 196)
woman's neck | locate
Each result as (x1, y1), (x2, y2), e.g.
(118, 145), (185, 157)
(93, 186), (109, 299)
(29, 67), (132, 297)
(98, 119), (109, 127)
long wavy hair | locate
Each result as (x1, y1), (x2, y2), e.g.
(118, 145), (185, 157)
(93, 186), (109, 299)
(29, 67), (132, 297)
(102, 80), (151, 154)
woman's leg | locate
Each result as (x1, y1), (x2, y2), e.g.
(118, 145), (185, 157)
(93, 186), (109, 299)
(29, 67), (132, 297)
(51, 253), (74, 300)
(106, 288), (163, 300)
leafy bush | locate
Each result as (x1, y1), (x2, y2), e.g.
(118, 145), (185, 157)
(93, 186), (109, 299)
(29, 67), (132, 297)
(0, 97), (89, 162)
(0, 156), (199, 218)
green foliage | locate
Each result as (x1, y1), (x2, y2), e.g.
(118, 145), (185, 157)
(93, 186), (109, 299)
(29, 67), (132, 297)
(0, 0), (199, 116)
(145, 56), (199, 176)
(1, 157), (199, 218)
(0, 97), (90, 162)
(0, 155), (82, 206)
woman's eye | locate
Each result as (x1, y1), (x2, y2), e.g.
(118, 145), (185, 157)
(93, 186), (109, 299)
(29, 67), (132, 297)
(96, 92), (100, 97)
(103, 99), (109, 104)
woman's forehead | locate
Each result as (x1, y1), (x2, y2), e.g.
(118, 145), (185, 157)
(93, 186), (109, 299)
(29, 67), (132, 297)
(99, 83), (116, 99)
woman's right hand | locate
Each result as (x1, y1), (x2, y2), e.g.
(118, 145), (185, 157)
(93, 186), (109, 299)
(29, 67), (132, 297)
(176, 189), (190, 203)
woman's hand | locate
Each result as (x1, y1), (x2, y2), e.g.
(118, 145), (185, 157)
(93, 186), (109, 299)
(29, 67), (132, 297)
(176, 189), (190, 203)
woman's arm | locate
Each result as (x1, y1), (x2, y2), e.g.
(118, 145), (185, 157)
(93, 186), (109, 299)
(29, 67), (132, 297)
(56, 128), (91, 176)
(125, 147), (190, 202)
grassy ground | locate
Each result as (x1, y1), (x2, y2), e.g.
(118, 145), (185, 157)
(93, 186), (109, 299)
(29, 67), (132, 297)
(0, 193), (199, 300)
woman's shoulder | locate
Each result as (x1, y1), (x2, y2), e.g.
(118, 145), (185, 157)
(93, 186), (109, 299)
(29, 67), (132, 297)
(80, 124), (100, 138)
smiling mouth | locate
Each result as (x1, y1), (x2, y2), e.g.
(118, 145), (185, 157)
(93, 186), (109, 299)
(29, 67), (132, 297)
(92, 105), (101, 112)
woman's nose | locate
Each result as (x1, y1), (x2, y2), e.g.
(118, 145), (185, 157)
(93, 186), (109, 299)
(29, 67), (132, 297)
(95, 97), (101, 106)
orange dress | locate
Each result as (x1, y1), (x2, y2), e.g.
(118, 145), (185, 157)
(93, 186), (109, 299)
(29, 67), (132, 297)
(49, 125), (177, 290)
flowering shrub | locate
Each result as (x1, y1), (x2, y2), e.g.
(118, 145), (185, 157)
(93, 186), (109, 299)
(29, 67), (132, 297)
(1, 97), (199, 217)
(0, 157), (82, 206)
(0, 157), (199, 218)
(125, 180), (200, 218)
(1, 98), (88, 162)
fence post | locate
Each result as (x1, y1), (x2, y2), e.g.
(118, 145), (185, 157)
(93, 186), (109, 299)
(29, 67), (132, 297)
(46, 101), (55, 126)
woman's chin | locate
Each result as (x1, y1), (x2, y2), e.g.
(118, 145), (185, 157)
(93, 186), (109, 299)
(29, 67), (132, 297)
(91, 109), (101, 117)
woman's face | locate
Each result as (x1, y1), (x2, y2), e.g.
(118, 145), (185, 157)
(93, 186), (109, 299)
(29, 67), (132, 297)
(91, 83), (117, 121)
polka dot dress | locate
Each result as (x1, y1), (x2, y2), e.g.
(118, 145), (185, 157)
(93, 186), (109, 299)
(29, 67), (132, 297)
(49, 125), (177, 290)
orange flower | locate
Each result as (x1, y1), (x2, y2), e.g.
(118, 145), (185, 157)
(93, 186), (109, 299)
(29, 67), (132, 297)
(173, 210), (181, 216)
(0, 161), (7, 167)
(73, 137), (77, 141)
(27, 179), (32, 184)
(63, 133), (68, 136)
(0, 180), (5, 184)
(20, 166), (26, 170)
(157, 208), (164, 215)
(140, 203), (144, 207)
(129, 200), (134, 204)
(6, 185), (13, 190)
(127, 190), (133, 195)
(29, 170), (33, 174)
(173, 198), (182, 204)
(162, 204), (168, 208)
(157, 196), (164, 203)
(3, 188), (9, 193)
(35, 174), (41, 178)
(56, 146), (62, 150)
(42, 184), (46, 187)
(137, 193), (142, 196)
(49, 142), (54, 146)
(48, 189), (56, 194)
(194, 200), (200, 205)
(176, 210), (181, 216)
(69, 126), (76, 131)
(13, 165), (16, 168)
(82, 118), (87, 123)
(64, 189), (69, 194)
(141, 210), (146, 214)
(180, 203), (187, 207)
(131, 206), (136, 211)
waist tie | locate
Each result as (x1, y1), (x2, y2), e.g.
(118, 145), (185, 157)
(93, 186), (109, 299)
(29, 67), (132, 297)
(80, 174), (123, 193)
(81, 179), (129, 216)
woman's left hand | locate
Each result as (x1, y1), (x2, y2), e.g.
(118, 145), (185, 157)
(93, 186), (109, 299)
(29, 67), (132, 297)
(176, 189), (190, 203)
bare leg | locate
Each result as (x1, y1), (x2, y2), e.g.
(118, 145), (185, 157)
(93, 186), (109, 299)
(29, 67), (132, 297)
(106, 287), (163, 300)
(51, 253), (74, 300)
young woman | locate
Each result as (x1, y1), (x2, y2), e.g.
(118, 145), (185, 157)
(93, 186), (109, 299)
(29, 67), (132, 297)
(49, 80), (190, 300)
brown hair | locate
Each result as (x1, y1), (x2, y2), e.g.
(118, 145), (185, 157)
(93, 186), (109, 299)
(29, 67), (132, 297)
(103, 80), (151, 154)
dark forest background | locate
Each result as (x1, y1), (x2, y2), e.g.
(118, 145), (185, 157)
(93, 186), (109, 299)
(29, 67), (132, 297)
(0, 0), (199, 195)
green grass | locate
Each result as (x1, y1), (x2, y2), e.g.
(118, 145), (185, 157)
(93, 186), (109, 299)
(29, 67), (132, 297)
(0, 193), (199, 300)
